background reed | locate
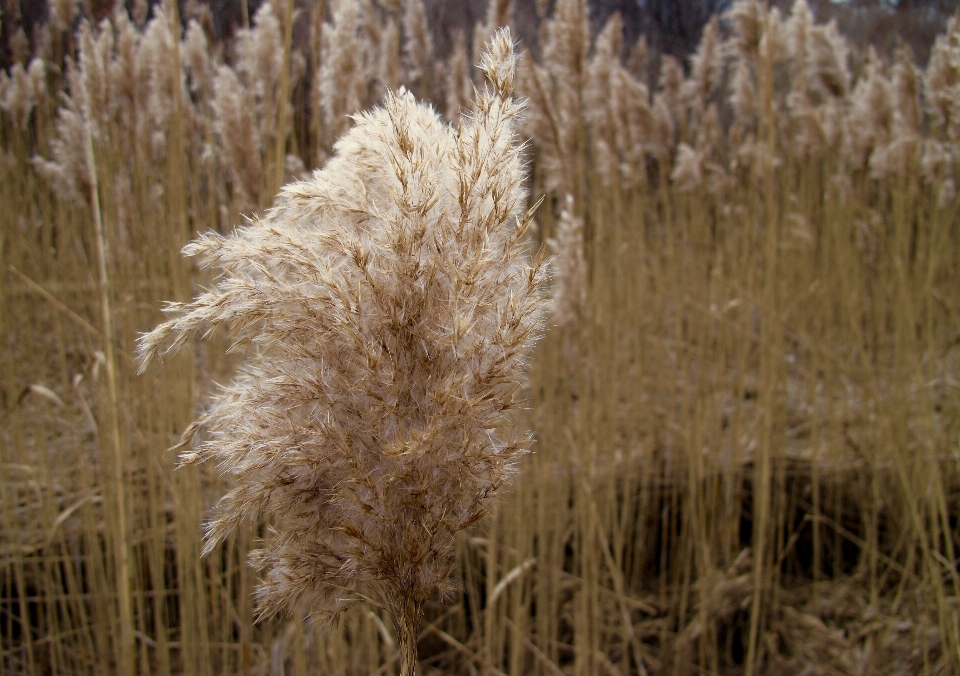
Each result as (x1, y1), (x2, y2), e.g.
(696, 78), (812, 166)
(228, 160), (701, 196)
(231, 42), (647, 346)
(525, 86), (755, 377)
(1, 0), (958, 674)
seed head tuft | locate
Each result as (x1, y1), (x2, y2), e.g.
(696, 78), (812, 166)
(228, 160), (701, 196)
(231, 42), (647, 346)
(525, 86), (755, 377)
(138, 28), (547, 627)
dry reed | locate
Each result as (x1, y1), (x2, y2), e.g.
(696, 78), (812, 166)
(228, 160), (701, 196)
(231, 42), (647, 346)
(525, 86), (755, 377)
(138, 28), (546, 675)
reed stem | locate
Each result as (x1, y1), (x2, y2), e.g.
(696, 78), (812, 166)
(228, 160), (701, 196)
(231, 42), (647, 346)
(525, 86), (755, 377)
(84, 98), (134, 676)
(392, 595), (423, 676)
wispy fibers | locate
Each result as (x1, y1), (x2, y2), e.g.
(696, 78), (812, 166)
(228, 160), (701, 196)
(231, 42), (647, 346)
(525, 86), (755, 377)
(138, 28), (546, 675)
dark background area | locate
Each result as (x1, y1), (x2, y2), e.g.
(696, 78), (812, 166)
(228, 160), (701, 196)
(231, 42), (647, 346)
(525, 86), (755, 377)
(1, 0), (956, 86)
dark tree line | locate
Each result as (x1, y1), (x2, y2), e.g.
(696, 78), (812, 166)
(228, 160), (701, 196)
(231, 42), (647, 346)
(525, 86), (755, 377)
(1, 0), (955, 76)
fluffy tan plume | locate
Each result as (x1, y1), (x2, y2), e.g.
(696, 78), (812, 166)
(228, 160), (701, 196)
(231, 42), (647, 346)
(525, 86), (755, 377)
(846, 47), (892, 171)
(728, 0), (763, 61)
(319, 0), (372, 141)
(212, 65), (263, 209)
(688, 15), (725, 107)
(585, 13), (624, 185)
(1, 59), (42, 130)
(138, 28), (546, 675)
(672, 142), (705, 191)
(50, 0), (79, 32)
(924, 11), (960, 141)
(808, 19), (850, 100)
(548, 195), (586, 328)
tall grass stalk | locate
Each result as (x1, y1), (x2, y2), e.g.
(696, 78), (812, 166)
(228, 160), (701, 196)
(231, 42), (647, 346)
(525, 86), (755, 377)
(82, 58), (134, 676)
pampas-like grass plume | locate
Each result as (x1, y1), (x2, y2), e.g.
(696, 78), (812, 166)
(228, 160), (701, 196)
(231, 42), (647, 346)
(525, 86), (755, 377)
(138, 28), (546, 676)
(547, 195), (586, 328)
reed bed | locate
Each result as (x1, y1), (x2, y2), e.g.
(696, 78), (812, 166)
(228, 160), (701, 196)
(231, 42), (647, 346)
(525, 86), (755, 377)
(1, 0), (958, 674)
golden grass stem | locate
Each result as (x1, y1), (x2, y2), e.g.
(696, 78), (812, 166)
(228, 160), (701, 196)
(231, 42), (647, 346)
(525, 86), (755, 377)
(271, 0), (296, 198)
(6, 264), (101, 341)
(83, 96), (134, 676)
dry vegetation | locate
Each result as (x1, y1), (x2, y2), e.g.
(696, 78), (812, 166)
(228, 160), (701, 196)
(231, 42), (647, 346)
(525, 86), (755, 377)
(1, 0), (959, 674)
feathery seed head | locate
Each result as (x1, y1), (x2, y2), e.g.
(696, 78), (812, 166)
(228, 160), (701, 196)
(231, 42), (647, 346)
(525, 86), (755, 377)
(925, 12), (960, 140)
(846, 48), (893, 170)
(1, 59), (40, 130)
(788, 0), (813, 63)
(658, 55), (684, 115)
(139, 28), (546, 626)
(808, 20), (850, 99)
(182, 19), (215, 99)
(212, 65), (263, 209)
(758, 7), (787, 65)
(585, 13), (624, 182)
(727, 0), (763, 61)
(50, 0), (79, 32)
(542, 0), (590, 91)
(547, 195), (586, 328)
(77, 19), (117, 141)
(892, 42), (921, 135)
(320, 0), (373, 140)
(140, 9), (183, 161)
(689, 16), (725, 104)
(671, 142), (704, 191)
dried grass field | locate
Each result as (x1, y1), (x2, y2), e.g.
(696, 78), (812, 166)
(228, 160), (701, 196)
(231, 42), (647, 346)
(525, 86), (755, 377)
(2, 0), (959, 674)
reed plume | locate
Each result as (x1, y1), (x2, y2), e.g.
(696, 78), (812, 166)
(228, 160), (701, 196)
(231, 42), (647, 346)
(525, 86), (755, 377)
(319, 0), (371, 142)
(50, 0), (79, 33)
(786, 0), (821, 157)
(0, 58), (44, 130)
(867, 43), (922, 179)
(138, 28), (546, 676)
(671, 142), (705, 191)
(892, 42), (922, 136)
(728, 0), (763, 62)
(846, 48), (892, 172)
(655, 54), (685, 143)
(924, 11), (959, 141)
(181, 19), (215, 106)
(523, 0), (590, 195)
(687, 15), (724, 114)
(212, 64), (263, 209)
(585, 14), (655, 189)
(585, 13), (625, 185)
(400, 0), (433, 100)
(140, 8), (183, 163)
(32, 18), (115, 205)
(808, 19), (850, 100)
(547, 195), (585, 329)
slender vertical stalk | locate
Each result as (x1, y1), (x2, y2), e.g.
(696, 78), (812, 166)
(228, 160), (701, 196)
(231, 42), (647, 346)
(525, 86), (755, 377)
(392, 596), (424, 676)
(271, 0), (296, 199)
(164, 0), (190, 244)
(84, 108), (134, 676)
(745, 4), (779, 675)
(310, 0), (326, 165)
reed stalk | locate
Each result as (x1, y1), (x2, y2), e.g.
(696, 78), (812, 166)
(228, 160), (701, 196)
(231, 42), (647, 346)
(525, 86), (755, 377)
(83, 78), (134, 676)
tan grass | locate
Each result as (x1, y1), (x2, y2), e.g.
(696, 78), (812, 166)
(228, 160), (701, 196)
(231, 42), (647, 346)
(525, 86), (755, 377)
(2, 2), (959, 675)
